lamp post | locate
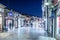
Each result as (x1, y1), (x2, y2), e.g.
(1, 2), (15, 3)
(44, 2), (50, 31)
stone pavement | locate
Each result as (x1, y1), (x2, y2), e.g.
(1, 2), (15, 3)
(0, 28), (15, 38)
(0, 32), (11, 38)
(0, 27), (56, 40)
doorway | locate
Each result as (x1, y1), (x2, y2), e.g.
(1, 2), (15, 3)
(6, 19), (13, 30)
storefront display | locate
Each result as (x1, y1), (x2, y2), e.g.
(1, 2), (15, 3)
(56, 16), (60, 36)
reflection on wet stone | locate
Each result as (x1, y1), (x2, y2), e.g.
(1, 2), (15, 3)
(0, 27), (56, 40)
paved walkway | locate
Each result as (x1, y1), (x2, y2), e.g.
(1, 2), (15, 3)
(0, 27), (56, 40)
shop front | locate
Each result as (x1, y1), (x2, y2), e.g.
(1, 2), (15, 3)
(14, 12), (19, 28)
(0, 4), (5, 32)
(5, 17), (14, 30)
(56, 16), (60, 35)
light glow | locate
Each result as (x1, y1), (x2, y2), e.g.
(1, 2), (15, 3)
(44, 2), (50, 6)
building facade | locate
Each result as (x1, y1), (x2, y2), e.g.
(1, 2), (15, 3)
(42, 0), (58, 38)
(0, 4), (6, 32)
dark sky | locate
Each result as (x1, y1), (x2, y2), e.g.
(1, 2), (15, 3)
(0, 0), (42, 17)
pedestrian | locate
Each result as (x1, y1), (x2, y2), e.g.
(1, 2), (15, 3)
(9, 23), (12, 29)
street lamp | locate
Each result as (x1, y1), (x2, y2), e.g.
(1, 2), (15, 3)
(44, 2), (50, 6)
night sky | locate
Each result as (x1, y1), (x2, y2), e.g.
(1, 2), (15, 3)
(0, 0), (42, 17)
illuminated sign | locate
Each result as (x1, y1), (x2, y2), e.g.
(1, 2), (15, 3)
(8, 12), (13, 17)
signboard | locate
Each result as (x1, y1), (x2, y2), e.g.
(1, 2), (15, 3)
(8, 12), (13, 17)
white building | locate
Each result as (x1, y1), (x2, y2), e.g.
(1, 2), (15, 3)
(42, 0), (58, 38)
